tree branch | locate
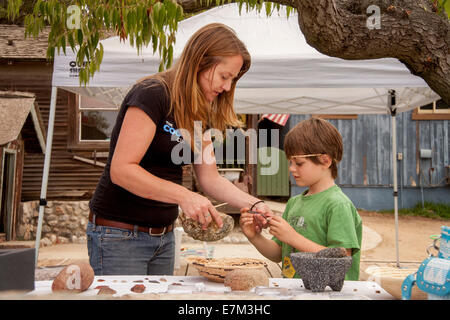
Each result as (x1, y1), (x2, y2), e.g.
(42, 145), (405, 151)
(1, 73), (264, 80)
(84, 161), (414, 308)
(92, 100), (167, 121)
(293, 0), (450, 104)
(180, 0), (449, 103)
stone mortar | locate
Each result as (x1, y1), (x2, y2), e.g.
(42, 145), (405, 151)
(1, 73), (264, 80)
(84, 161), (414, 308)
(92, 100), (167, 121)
(290, 252), (352, 292)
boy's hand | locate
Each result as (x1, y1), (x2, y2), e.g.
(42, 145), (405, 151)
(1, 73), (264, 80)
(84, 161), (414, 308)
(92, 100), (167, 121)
(251, 202), (275, 230)
(268, 216), (297, 245)
(239, 208), (261, 239)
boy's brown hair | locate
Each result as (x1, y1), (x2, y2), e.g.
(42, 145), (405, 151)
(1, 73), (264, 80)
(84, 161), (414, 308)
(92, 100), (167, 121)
(284, 117), (343, 179)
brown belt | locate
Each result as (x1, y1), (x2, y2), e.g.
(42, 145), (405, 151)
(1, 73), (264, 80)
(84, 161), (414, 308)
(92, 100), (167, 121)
(89, 211), (173, 236)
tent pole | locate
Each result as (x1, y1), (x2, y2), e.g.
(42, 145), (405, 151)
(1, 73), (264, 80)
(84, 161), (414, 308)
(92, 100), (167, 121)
(389, 90), (400, 268)
(34, 86), (58, 266)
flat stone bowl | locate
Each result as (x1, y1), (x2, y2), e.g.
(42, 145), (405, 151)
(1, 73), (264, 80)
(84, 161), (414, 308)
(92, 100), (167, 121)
(290, 252), (353, 292)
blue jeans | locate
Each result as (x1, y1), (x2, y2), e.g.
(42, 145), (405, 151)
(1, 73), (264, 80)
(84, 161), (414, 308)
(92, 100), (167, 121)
(86, 220), (175, 275)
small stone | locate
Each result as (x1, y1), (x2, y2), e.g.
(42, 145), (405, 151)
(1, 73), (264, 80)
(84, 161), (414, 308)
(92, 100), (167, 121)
(47, 220), (58, 227)
(54, 206), (64, 215)
(45, 214), (58, 222)
(65, 206), (74, 215)
(57, 236), (69, 244)
(224, 268), (269, 291)
(79, 202), (89, 211)
(49, 234), (58, 244)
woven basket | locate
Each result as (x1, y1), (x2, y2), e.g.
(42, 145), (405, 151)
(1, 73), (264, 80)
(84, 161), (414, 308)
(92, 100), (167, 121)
(186, 257), (268, 283)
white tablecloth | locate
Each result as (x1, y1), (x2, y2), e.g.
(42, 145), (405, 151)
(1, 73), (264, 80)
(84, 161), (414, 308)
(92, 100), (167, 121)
(27, 275), (395, 300)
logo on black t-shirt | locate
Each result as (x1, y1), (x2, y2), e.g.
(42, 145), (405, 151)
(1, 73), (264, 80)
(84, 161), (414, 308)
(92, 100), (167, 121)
(163, 121), (183, 143)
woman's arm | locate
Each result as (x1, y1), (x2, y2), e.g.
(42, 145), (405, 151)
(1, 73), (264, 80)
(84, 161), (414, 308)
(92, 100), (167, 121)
(110, 106), (222, 228)
(193, 139), (273, 215)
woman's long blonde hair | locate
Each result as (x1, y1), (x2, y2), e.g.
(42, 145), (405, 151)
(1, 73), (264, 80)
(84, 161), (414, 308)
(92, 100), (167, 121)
(138, 23), (251, 147)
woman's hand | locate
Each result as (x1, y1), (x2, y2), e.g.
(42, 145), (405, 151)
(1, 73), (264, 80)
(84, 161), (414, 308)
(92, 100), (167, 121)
(178, 190), (223, 230)
(239, 208), (260, 240)
(268, 216), (297, 245)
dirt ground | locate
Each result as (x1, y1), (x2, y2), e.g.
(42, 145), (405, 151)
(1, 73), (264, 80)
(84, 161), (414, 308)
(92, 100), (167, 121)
(358, 210), (447, 273)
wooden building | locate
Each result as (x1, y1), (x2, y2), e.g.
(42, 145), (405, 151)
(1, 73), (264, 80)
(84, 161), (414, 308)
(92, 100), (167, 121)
(0, 24), (110, 203)
(0, 91), (46, 241)
(289, 108), (450, 211)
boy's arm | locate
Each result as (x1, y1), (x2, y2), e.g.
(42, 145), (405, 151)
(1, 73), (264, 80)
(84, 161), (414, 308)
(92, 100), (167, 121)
(269, 216), (352, 256)
(240, 211), (282, 263)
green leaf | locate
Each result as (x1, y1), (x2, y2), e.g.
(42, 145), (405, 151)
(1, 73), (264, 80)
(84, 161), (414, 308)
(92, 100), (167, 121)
(152, 34), (158, 53)
(68, 32), (75, 50)
(265, 2), (272, 17)
(104, 9), (110, 28)
(77, 28), (83, 45)
(167, 44), (173, 68)
(60, 35), (66, 55)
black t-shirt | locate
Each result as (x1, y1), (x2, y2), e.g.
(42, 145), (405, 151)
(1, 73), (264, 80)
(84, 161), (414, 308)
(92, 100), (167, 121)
(89, 79), (191, 227)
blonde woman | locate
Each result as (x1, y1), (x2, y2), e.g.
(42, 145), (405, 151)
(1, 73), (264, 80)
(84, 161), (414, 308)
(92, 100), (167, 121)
(87, 23), (273, 275)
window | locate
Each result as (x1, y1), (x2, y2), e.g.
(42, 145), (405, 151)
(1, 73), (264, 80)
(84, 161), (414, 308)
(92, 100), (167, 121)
(68, 93), (119, 150)
(412, 99), (450, 120)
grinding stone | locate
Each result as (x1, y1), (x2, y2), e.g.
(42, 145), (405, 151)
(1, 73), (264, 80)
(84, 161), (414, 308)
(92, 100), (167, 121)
(179, 211), (234, 241)
(315, 247), (347, 258)
(290, 252), (352, 292)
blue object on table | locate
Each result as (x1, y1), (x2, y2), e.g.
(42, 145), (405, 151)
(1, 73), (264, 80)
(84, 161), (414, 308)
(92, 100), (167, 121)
(402, 226), (450, 300)
(438, 226), (449, 260)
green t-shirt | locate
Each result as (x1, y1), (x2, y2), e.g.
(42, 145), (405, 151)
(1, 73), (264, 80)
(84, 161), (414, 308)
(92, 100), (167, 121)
(272, 185), (362, 280)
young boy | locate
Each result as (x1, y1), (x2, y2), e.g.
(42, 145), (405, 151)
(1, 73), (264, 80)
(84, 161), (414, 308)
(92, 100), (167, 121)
(240, 117), (362, 280)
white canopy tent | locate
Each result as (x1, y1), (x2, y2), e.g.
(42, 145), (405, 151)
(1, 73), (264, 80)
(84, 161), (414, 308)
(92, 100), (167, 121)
(36, 4), (440, 266)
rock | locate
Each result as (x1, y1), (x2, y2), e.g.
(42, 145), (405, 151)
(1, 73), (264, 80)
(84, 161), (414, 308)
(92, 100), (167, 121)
(40, 237), (52, 247)
(79, 202), (89, 211)
(65, 206), (74, 215)
(224, 268), (269, 291)
(67, 223), (79, 230)
(47, 220), (58, 227)
(57, 236), (69, 244)
(52, 262), (94, 293)
(49, 234), (58, 244)
(179, 211), (234, 242)
(54, 206), (64, 215)
(46, 214), (58, 222)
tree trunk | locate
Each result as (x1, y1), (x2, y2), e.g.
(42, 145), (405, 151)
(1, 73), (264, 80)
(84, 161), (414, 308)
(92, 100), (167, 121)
(179, 0), (450, 104)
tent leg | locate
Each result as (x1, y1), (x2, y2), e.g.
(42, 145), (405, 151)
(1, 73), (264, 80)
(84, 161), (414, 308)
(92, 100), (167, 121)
(34, 86), (58, 267)
(391, 111), (400, 268)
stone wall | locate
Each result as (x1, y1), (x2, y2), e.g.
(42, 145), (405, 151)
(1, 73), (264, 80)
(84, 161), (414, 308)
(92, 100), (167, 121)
(17, 200), (89, 246)
(17, 200), (249, 246)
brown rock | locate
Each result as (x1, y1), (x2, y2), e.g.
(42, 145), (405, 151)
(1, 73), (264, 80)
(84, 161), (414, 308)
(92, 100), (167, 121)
(97, 286), (117, 295)
(130, 284), (146, 293)
(51, 262), (94, 293)
(224, 268), (269, 291)
(179, 211), (234, 242)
